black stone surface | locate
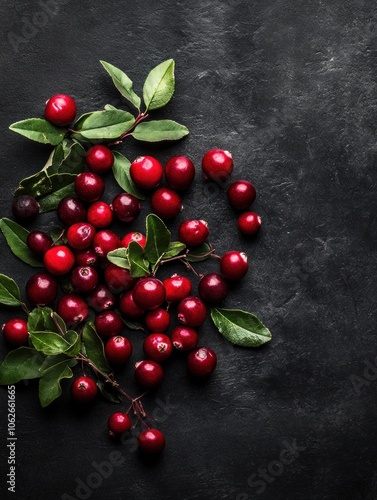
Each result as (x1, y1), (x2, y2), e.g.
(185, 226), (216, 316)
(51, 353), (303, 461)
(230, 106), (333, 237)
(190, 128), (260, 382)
(0, 1), (377, 499)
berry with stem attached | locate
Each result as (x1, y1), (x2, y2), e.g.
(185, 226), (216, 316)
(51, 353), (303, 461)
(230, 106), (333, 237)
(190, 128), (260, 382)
(138, 428), (165, 455)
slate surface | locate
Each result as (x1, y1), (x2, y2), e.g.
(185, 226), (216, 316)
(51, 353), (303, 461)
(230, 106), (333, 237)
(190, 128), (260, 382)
(0, 1), (376, 499)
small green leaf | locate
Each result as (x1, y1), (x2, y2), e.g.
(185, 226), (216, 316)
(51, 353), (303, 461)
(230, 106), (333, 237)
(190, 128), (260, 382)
(29, 331), (71, 355)
(0, 274), (21, 307)
(64, 330), (82, 356)
(0, 347), (44, 385)
(162, 241), (186, 259)
(39, 354), (77, 375)
(9, 118), (66, 145)
(107, 247), (130, 269)
(51, 140), (86, 175)
(100, 60), (141, 109)
(132, 120), (189, 142)
(82, 322), (111, 375)
(0, 218), (43, 267)
(128, 241), (150, 278)
(39, 360), (74, 407)
(143, 59), (175, 111)
(96, 379), (122, 403)
(144, 214), (171, 264)
(210, 308), (272, 347)
(72, 109), (135, 140)
(186, 242), (212, 262)
(112, 151), (145, 200)
(28, 307), (67, 336)
(38, 180), (76, 213)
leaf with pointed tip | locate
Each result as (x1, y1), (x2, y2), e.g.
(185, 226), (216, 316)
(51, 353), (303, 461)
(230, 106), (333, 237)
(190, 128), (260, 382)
(29, 331), (72, 356)
(162, 241), (186, 259)
(0, 218), (43, 267)
(107, 247), (130, 269)
(128, 241), (150, 278)
(112, 151), (145, 199)
(72, 109), (135, 140)
(143, 59), (175, 111)
(132, 120), (188, 142)
(0, 274), (21, 307)
(0, 348), (44, 385)
(144, 214), (171, 264)
(9, 118), (66, 145)
(100, 60), (141, 109)
(82, 322), (111, 375)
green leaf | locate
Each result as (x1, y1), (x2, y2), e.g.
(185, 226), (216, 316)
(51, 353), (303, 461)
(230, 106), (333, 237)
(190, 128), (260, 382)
(28, 307), (67, 336)
(39, 354), (77, 375)
(29, 331), (71, 355)
(100, 60), (141, 109)
(144, 214), (171, 264)
(0, 218), (43, 267)
(0, 348), (44, 385)
(112, 151), (145, 200)
(39, 360), (74, 407)
(64, 330), (82, 356)
(162, 241), (186, 259)
(128, 241), (150, 278)
(0, 274), (21, 307)
(104, 104), (118, 111)
(51, 140), (86, 175)
(96, 379), (122, 403)
(9, 118), (66, 145)
(186, 242), (212, 262)
(14, 170), (51, 198)
(210, 308), (272, 347)
(132, 120), (189, 142)
(143, 59), (175, 111)
(82, 322), (111, 375)
(38, 180), (76, 213)
(107, 247), (130, 269)
(72, 109), (135, 140)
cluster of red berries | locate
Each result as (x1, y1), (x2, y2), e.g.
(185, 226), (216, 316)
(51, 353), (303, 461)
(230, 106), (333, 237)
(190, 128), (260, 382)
(2, 94), (262, 455)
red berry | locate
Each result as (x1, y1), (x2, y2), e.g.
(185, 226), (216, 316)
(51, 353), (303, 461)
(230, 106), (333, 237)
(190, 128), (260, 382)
(57, 196), (86, 225)
(87, 201), (113, 228)
(70, 266), (98, 293)
(26, 273), (58, 306)
(134, 360), (164, 388)
(94, 311), (124, 338)
(237, 212), (262, 235)
(104, 263), (137, 293)
(165, 155), (195, 191)
(198, 273), (229, 305)
(105, 336), (133, 365)
(108, 412), (132, 437)
(26, 231), (52, 256)
(201, 149), (233, 182)
(144, 308), (171, 332)
(121, 232), (146, 249)
(86, 145), (114, 174)
(75, 248), (99, 268)
(12, 195), (39, 220)
(178, 219), (209, 247)
(74, 172), (105, 203)
(227, 180), (256, 210)
(130, 156), (163, 190)
(163, 275), (192, 303)
(112, 193), (141, 223)
(2, 318), (29, 347)
(66, 222), (96, 250)
(44, 94), (76, 126)
(143, 333), (173, 362)
(220, 251), (248, 281)
(187, 347), (217, 377)
(177, 296), (207, 327)
(138, 428), (165, 455)
(44, 245), (75, 275)
(171, 326), (199, 351)
(57, 294), (89, 327)
(132, 278), (166, 311)
(87, 285), (116, 312)
(93, 230), (121, 258)
(150, 187), (182, 220)
(119, 290), (145, 319)
(70, 376), (97, 403)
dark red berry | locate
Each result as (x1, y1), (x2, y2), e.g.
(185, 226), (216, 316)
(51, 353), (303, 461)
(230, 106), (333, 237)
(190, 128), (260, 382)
(171, 326), (199, 351)
(227, 180), (256, 210)
(44, 245), (75, 275)
(70, 376), (97, 403)
(12, 195), (39, 220)
(66, 222), (96, 250)
(144, 308), (171, 332)
(70, 266), (98, 293)
(121, 232), (146, 249)
(26, 273), (58, 306)
(44, 94), (77, 126)
(75, 248), (99, 267)
(2, 318), (28, 347)
(57, 293), (89, 327)
(237, 211), (262, 235)
(74, 172), (105, 203)
(201, 149), (233, 182)
(163, 275), (192, 303)
(57, 196), (86, 225)
(108, 412), (132, 437)
(93, 230), (121, 258)
(26, 231), (52, 256)
(87, 285), (116, 312)
(150, 187), (182, 220)
(178, 219), (209, 247)
(86, 145), (114, 174)
(94, 311), (124, 338)
(143, 333), (173, 362)
(220, 251), (248, 281)
(105, 336), (133, 365)
(119, 290), (145, 319)
(138, 428), (165, 455)
(134, 360), (164, 388)
(165, 155), (195, 191)
(177, 296), (207, 327)
(111, 193), (141, 223)
(130, 156), (163, 190)
(198, 273), (229, 305)
(87, 201), (113, 228)
(133, 278), (166, 311)
(187, 346), (217, 377)
(104, 263), (137, 294)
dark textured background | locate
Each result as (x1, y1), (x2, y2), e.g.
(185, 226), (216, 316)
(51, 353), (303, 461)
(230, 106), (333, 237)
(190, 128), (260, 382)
(0, 1), (376, 499)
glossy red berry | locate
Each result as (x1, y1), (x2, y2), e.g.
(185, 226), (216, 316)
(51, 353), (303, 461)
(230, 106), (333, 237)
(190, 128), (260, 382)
(150, 187), (182, 220)
(119, 290), (145, 319)
(57, 293), (89, 327)
(134, 360), (164, 388)
(220, 251), (248, 281)
(86, 145), (114, 174)
(105, 336), (133, 365)
(104, 263), (137, 293)
(74, 172), (105, 203)
(178, 219), (209, 247)
(70, 266), (98, 293)
(26, 273), (58, 306)
(70, 376), (97, 403)
(237, 211), (262, 235)
(2, 318), (29, 347)
(132, 278), (166, 311)
(121, 232), (146, 249)
(26, 231), (52, 256)
(44, 245), (75, 275)
(202, 149), (233, 182)
(165, 155), (195, 191)
(187, 347), (217, 377)
(108, 412), (132, 437)
(177, 296), (207, 327)
(75, 248), (99, 268)
(66, 222), (96, 250)
(143, 334), (173, 363)
(163, 275), (192, 303)
(93, 230), (121, 258)
(144, 308), (171, 332)
(171, 326), (199, 351)
(12, 195), (39, 220)
(44, 94), (77, 126)
(227, 180), (256, 210)
(57, 196), (86, 225)
(198, 273), (229, 305)
(111, 193), (141, 223)
(130, 156), (163, 190)
(87, 201), (113, 228)
(87, 285), (116, 312)
(94, 311), (124, 338)
(138, 428), (165, 455)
